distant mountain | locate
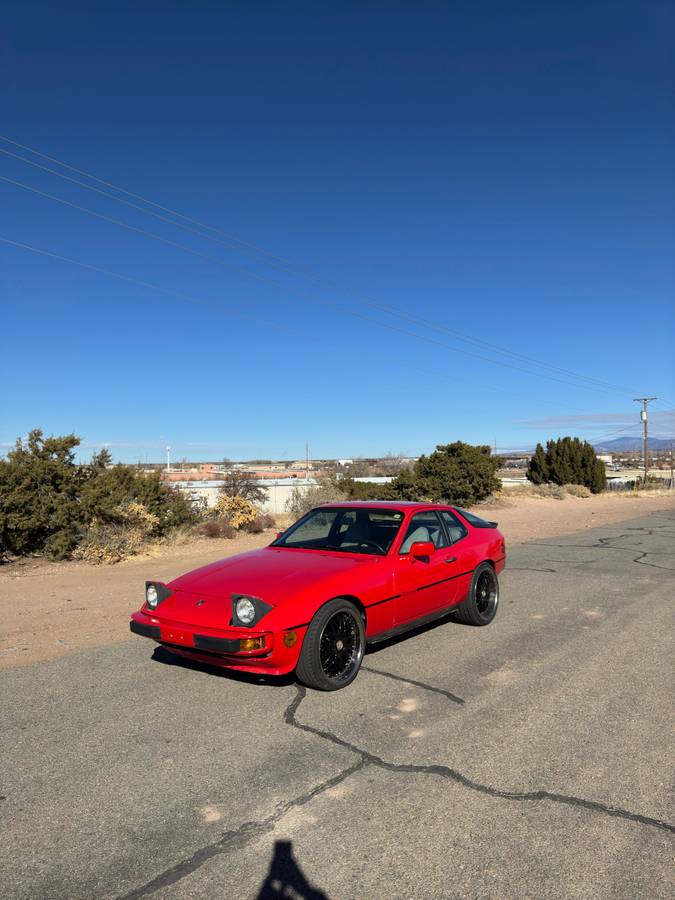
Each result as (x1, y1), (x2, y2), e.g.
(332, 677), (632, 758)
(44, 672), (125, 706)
(594, 437), (673, 452)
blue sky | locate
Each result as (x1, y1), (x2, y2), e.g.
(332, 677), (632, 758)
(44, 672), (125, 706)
(1, 1), (673, 462)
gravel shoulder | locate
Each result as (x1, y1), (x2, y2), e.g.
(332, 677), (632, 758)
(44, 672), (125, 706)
(1, 491), (673, 670)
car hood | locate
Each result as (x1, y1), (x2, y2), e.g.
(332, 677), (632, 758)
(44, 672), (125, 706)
(168, 546), (376, 607)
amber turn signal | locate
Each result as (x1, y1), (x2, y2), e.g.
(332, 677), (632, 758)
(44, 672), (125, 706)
(283, 631), (298, 648)
(239, 637), (265, 651)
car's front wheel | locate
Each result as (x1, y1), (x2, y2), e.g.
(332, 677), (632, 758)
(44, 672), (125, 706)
(455, 562), (499, 626)
(296, 598), (365, 691)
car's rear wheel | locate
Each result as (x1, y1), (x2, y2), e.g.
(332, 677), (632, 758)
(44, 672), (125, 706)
(456, 562), (499, 626)
(296, 598), (365, 691)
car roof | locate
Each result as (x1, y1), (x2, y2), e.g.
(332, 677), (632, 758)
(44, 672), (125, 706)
(317, 501), (453, 511)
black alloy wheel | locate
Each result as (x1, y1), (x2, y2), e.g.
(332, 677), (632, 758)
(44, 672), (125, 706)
(456, 562), (499, 626)
(319, 611), (359, 679)
(296, 599), (365, 691)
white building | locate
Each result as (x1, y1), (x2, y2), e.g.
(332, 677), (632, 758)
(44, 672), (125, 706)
(171, 478), (317, 515)
(351, 476), (395, 484)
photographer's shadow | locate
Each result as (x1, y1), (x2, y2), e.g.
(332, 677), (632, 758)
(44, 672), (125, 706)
(256, 840), (329, 899)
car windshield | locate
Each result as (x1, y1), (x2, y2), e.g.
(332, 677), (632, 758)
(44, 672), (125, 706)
(272, 507), (405, 555)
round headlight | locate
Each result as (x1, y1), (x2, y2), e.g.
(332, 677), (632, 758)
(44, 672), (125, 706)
(146, 584), (159, 609)
(236, 597), (256, 625)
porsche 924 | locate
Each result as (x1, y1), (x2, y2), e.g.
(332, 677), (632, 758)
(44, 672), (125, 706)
(130, 502), (506, 690)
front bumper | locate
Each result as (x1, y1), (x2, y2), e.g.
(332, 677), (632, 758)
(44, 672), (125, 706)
(129, 610), (305, 676)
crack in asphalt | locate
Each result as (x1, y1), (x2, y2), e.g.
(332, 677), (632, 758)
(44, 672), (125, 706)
(118, 755), (369, 899)
(284, 686), (675, 837)
(362, 665), (465, 704)
(512, 520), (675, 573)
(119, 676), (675, 900)
(99, 672), (675, 898)
(630, 551), (675, 571)
(533, 538), (675, 571)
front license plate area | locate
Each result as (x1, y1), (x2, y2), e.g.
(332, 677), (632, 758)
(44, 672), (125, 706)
(159, 627), (194, 647)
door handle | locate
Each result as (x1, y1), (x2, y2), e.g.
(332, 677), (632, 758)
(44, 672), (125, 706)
(444, 556), (457, 564)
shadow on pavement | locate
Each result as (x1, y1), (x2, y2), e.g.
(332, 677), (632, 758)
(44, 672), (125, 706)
(150, 645), (296, 688)
(365, 608), (461, 656)
(256, 840), (329, 899)
(150, 612), (463, 683)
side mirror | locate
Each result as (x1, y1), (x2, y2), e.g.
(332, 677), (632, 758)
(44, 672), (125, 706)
(410, 540), (435, 559)
(275, 531), (283, 541)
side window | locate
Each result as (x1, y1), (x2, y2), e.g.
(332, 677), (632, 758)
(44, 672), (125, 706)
(440, 510), (468, 545)
(399, 511), (448, 553)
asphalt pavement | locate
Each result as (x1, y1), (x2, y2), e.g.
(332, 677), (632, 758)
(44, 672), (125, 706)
(1, 511), (673, 899)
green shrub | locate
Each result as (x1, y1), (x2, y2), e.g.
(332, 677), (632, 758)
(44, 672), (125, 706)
(80, 465), (196, 534)
(526, 437), (606, 493)
(342, 478), (396, 501)
(389, 442), (501, 506)
(73, 502), (159, 564)
(0, 430), (82, 558)
(0, 429), (197, 560)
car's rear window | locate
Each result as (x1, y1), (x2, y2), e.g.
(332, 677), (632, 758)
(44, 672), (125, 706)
(456, 508), (498, 529)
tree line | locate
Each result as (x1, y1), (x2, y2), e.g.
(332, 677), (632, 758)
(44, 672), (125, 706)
(0, 430), (607, 561)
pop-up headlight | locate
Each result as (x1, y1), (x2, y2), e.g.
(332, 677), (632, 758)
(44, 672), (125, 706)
(231, 593), (272, 628)
(145, 581), (172, 610)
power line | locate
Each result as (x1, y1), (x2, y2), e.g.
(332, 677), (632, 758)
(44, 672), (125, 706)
(0, 134), (275, 256)
(0, 234), (575, 411)
(0, 133), (649, 398)
(590, 424), (644, 444)
(0, 173), (638, 397)
(0, 236), (298, 339)
(3, 141), (629, 391)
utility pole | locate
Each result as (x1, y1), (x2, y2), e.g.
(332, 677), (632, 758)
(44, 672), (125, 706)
(633, 398), (656, 486)
(166, 445), (171, 473)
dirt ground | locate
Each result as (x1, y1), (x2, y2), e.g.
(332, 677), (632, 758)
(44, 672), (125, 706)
(1, 491), (673, 670)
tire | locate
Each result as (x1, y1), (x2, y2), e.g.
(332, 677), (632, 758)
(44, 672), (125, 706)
(456, 562), (499, 626)
(296, 598), (365, 691)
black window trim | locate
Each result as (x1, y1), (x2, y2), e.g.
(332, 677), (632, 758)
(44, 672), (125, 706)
(397, 509), (450, 556)
(439, 508), (469, 547)
(455, 507), (498, 529)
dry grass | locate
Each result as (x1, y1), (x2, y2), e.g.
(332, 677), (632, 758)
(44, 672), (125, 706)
(563, 483), (592, 498)
(502, 483), (568, 500)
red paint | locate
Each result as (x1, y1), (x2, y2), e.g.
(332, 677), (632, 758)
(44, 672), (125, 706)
(130, 502), (506, 677)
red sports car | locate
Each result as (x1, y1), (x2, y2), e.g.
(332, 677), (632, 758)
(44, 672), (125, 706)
(130, 502), (506, 691)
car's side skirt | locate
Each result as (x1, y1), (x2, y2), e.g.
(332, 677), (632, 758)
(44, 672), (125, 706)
(366, 597), (465, 645)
